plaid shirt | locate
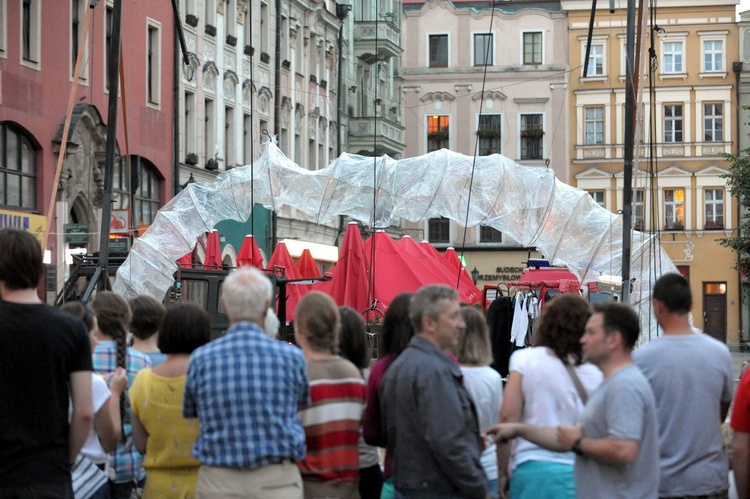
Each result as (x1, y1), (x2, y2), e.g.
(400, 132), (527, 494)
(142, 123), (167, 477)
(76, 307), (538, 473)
(184, 321), (310, 468)
(92, 342), (152, 483)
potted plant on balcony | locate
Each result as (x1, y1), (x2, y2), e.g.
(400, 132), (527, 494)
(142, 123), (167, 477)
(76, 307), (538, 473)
(476, 129), (502, 139)
(427, 129), (449, 141)
(665, 220), (685, 231)
(226, 34), (237, 46)
(185, 14), (199, 27)
(185, 153), (199, 165)
(520, 128), (544, 138)
(309, 74), (317, 83)
(319, 79), (327, 89)
(205, 24), (217, 36)
(244, 45), (254, 56)
(205, 158), (219, 171)
(705, 219), (724, 230)
(282, 60), (291, 70)
(260, 52), (270, 63)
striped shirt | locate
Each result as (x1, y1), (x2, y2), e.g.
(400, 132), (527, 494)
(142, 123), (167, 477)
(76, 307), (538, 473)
(297, 357), (366, 483)
(91, 342), (152, 483)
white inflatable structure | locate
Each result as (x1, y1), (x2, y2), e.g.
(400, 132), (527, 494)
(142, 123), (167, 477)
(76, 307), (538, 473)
(113, 140), (676, 343)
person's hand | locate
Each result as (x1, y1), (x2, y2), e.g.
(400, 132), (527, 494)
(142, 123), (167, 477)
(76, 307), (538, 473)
(557, 423), (583, 450)
(108, 367), (127, 396)
(486, 423), (521, 443)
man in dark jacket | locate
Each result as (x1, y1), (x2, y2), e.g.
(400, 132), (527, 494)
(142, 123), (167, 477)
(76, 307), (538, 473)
(381, 285), (488, 499)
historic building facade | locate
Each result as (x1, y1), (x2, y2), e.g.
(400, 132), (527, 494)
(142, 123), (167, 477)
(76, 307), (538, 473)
(562, 0), (740, 344)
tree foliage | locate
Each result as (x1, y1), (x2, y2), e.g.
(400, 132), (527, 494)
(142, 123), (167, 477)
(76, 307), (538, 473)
(720, 105), (750, 276)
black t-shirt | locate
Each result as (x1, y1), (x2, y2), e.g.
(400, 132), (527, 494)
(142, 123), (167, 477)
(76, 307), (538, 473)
(0, 301), (93, 486)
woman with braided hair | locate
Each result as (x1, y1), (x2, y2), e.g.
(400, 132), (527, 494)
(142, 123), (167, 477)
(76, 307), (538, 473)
(90, 292), (152, 499)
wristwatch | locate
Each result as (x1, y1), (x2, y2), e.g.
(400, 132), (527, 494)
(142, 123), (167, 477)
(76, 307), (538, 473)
(572, 437), (584, 456)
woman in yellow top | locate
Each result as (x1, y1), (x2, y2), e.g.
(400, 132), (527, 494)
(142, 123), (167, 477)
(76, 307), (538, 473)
(129, 303), (211, 498)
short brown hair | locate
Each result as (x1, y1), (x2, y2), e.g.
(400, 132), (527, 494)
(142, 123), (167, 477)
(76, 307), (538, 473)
(128, 295), (166, 340)
(295, 292), (340, 353)
(457, 307), (492, 366)
(534, 294), (591, 365)
(158, 303), (211, 354)
(0, 228), (43, 290)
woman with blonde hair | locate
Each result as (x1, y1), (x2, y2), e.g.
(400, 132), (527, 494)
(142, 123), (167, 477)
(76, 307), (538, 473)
(497, 294), (602, 499)
(295, 292), (367, 499)
(457, 307), (503, 499)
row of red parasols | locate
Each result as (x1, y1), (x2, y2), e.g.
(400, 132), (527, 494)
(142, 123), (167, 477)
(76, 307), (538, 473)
(176, 222), (482, 322)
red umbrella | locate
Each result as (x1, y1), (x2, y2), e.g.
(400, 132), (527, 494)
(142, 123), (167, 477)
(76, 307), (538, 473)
(398, 236), (481, 305)
(177, 252), (193, 269)
(267, 241), (307, 322)
(421, 240), (481, 298)
(296, 248), (321, 278)
(315, 222), (370, 316)
(203, 230), (222, 270)
(443, 247), (463, 270)
(237, 235), (264, 268)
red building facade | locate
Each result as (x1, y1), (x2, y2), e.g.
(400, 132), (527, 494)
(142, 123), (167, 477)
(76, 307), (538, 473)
(0, 0), (174, 294)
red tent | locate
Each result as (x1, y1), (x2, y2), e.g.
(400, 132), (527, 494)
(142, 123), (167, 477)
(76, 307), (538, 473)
(398, 236), (481, 305)
(315, 222), (370, 316)
(296, 248), (321, 279)
(443, 247), (462, 270)
(237, 235), (264, 268)
(202, 231), (222, 270)
(177, 252), (193, 269)
(267, 241), (307, 322)
(420, 241), (482, 301)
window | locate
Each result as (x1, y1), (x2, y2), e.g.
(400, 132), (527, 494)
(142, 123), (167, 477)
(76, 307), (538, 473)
(663, 41), (683, 73)
(132, 157), (162, 226)
(585, 43), (604, 76)
(703, 40), (723, 72)
(429, 35), (448, 68)
(704, 103), (722, 142)
(225, 106), (235, 168)
(204, 0), (215, 29)
(664, 188), (685, 230)
(0, 123), (37, 209)
(480, 226), (502, 243)
(705, 188), (724, 229)
(184, 91), (195, 156)
(427, 115), (449, 152)
(474, 33), (493, 66)
(226, 0), (236, 38)
(477, 114), (501, 156)
(0, 0), (6, 55)
(204, 98), (215, 165)
(71, 0), (82, 75)
(243, 112), (252, 164)
(105, 5), (113, 90)
(112, 157), (130, 211)
(523, 32), (542, 65)
(21, 0), (40, 64)
(520, 114), (543, 160)
(634, 189), (644, 230)
(428, 217), (450, 244)
(664, 105), (683, 143)
(146, 22), (161, 105)
(589, 190), (605, 207)
(585, 107), (604, 145)
(260, 1), (269, 54)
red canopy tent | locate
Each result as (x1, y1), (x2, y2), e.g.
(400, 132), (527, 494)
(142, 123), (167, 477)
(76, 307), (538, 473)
(443, 247), (463, 270)
(421, 242), (482, 300)
(398, 236), (481, 305)
(296, 248), (321, 279)
(202, 230), (222, 270)
(267, 241), (307, 322)
(314, 222), (370, 316)
(237, 235), (265, 268)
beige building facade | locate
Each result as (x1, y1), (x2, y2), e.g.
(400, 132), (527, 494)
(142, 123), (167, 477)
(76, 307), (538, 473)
(562, 0), (740, 345)
(399, 0), (570, 289)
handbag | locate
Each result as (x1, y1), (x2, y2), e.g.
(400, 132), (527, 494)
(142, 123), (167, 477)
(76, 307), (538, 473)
(71, 455), (108, 499)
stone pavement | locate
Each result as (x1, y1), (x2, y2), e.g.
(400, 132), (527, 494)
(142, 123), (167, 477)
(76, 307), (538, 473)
(733, 350), (750, 382)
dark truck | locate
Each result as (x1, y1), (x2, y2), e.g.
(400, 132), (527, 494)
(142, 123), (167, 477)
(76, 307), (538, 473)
(55, 253), (320, 340)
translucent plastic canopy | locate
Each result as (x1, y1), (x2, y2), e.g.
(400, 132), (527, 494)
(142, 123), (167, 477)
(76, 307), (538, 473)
(114, 140), (675, 343)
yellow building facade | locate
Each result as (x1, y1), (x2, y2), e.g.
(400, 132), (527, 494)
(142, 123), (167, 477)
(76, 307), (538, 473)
(561, 0), (741, 345)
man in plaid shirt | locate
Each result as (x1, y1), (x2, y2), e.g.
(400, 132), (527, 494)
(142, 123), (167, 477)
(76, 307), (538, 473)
(184, 267), (310, 499)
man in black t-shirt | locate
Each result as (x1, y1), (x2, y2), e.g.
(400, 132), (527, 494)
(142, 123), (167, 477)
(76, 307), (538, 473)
(0, 229), (93, 498)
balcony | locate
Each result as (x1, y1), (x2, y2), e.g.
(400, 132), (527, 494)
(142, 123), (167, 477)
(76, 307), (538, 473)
(348, 116), (405, 156)
(353, 21), (402, 63)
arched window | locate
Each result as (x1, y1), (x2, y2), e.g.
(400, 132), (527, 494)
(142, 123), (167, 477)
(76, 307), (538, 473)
(112, 155), (162, 226)
(0, 123), (37, 209)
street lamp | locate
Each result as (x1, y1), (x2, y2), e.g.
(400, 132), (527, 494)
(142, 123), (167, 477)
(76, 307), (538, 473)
(471, 266), (479, 285)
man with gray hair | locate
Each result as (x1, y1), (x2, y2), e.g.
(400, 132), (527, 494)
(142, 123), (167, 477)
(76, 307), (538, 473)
(184, 267), (309, 499)
(381, 285), (488, 498)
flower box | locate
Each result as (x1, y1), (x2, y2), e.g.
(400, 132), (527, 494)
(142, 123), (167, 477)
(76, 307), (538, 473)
(260, 52), (270, 64)
(205, 24), (217, 36)
(427, 130), (449, 141)
(185, 14), (199, 27)
(226, 34), (237, 47)
(185, 153), (199, 165)
(521, 129), (544, 138)
(244, 45), (254, 57)
(205, 159), (219, 171)
(477, 129), (502, 139)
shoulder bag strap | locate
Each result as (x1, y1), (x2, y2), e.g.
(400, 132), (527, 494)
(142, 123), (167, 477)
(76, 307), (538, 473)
(564, 363), (588, 405)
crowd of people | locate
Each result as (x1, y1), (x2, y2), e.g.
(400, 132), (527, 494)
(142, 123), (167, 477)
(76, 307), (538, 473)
(2, 224), (750, 498)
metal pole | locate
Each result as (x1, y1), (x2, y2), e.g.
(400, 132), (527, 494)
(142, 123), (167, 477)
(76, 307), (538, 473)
(621, 0), (636, 303)
(272, 0), (282, 251)
(95, 0), (123, 291)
